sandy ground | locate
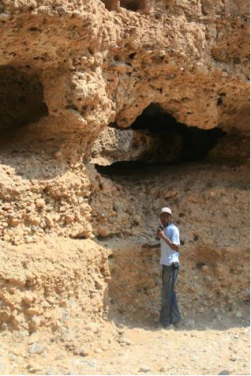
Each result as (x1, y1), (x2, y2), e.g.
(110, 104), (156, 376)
(0, 315), (249, 376)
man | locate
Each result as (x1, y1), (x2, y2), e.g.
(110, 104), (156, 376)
(142, 207), (181, 328)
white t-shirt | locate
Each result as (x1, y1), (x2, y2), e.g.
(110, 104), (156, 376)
(160, 223), (180, 266)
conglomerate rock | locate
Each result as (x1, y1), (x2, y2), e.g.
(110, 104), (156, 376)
(0, 238), (110, 331)
(90, 127), (154, 165)
(0, 0), (249, 153)
(0, 0), (249, 243)
(0, 0), (249, 332)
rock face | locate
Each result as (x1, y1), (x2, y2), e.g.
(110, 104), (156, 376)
(0, 238), (110, 331)
(0, 0), (249, 152)
(90, 127), (154, 165)
(0, 0), (250, 333)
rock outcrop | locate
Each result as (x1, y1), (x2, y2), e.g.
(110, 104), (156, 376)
(0, 0), (249, 332)
(0, 0), (249, 153)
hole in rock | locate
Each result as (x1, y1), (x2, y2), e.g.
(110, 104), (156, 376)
(120, 0), (146, 12)
(101, 0), (118, 11)
(0, 66), (48, 141)
(95, 103), (225, 175)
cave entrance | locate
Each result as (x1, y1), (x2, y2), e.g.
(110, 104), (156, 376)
(120, 0), (146, 12)
(101, 0), (118, 11)
(101, 0), (146, 12)
(0, 66), (48, 143)
(94, 103), (225, 176)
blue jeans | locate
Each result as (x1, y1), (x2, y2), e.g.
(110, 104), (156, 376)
(159, 264), (181, 327)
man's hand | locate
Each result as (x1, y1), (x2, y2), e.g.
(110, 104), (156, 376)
(142, 243), (160, 251)
(142, 243), (151, 250)
(157, 229), (166, 240)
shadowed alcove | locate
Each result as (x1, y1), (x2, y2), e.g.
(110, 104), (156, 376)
(0, 66), (48, 142)
(94, 103), (225, 175)
(101, 0), (119, 11)
(120, 0), (147, 11)
(101, 0), (147, 12)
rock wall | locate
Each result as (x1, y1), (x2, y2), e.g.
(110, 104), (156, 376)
(95, 139), (250, 322)
(0, 238), (110, 331)
(0, 0), (249, 331)
(0, 0), (249, 152)
(0, 155), (97, 244)
(107, 239), (250, 324)
(0, 0), (249, 245)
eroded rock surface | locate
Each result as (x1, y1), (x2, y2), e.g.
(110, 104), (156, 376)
(0, 238), (110, 331)
(0, 0), (249, 152)
(0, 0), (248, 242)
(0, 2), (249, 374)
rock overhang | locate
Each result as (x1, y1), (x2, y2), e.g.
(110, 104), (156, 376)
(0, 0), (249, 158)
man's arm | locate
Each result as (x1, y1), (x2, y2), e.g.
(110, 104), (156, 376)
(142, 243), (160, 250)
(157, 229), (180, 251)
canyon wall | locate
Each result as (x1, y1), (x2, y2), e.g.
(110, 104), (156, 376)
(0, 0), (249, 331)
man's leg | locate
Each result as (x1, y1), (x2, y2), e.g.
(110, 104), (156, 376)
(159, 265), (173, 327)
(170, 268), (181, 324)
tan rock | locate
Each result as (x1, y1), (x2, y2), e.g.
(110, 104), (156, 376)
(8, 217), (21, 227)
(64, 214), (75, 223)
(22, 293), (36, 305)
(30, 316), (41, 330)
(25, 308), (41, 316)
(26, 216), (41, 226)
(165, 190), (179, 199)
(3, 234), (11, 241)
(36, 199), (45, 208)
(79, 203), (90, 215)
(97, 227), (110, 237)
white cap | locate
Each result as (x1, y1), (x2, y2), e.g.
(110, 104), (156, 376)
(160, 207), (172, 215)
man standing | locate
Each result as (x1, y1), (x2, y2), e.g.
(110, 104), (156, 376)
(142, 207), (181, 328)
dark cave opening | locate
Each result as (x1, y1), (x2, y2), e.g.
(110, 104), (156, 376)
(95, 103), (225, 175)
(101, 0), (146, 12)
(101, 0), (118, 11)
(131, 103), (225, 162)
(120, 0), (146, 12)
(0, 66), (48, 141)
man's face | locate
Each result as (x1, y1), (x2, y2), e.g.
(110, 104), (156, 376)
(160, 212), (172, 226)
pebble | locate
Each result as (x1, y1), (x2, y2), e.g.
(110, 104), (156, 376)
(46, 367), (56, 375)
(201, 265), (209, 272)
(160, 367), (168, 373)
(31, 316), (41, 329)
(191, 355), (199, 361)
(1, 323), (8, 330)
(36, 199), (45, 208)
(118, 337), (131, 345)
(73, 347), (89, 357)
(26, 364), (43, 373)
(218, 371), (230, 375)
(84, 323), (99, 334)
(28, 343), (45, 355)
(94, 349), (103, 354)
(0, 13), (10, 22)
(139, 366), (152, 373)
